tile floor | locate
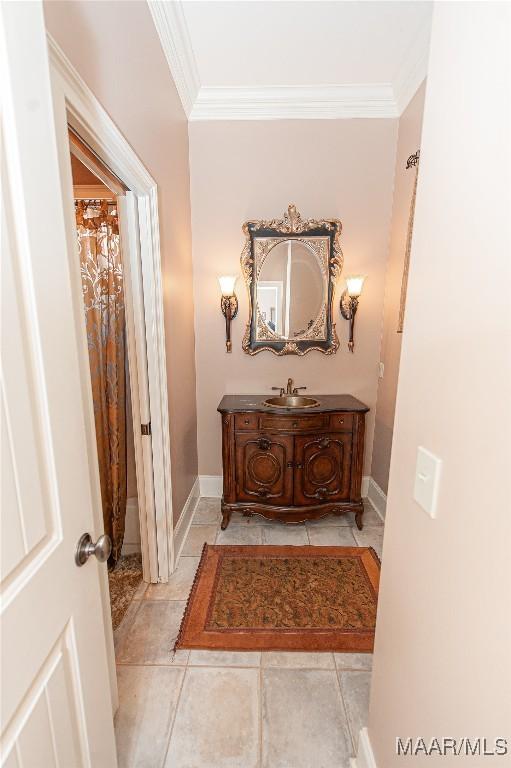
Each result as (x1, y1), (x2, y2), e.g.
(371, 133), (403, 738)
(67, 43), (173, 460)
(114, 497), (384, 768)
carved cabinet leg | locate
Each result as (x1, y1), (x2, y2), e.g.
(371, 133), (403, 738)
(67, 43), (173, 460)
(355, 508), (364, 531)
(221, 506), (231, 530)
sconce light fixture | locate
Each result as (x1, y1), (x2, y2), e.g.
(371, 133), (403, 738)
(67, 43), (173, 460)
(340, 275), (366, 352)
(218, 275), (238, 353)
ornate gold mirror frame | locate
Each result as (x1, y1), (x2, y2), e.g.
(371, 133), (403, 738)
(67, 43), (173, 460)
(241, 204), (343, 356)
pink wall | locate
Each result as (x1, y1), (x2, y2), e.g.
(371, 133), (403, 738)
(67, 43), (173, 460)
(44, 1), (198, 523)
(371, 83), (426, 494)
(368, 4), (511, 763)
(189, 119), (397, 477)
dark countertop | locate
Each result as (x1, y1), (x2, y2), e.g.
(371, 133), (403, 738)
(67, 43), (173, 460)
(218, 394), (369, 414)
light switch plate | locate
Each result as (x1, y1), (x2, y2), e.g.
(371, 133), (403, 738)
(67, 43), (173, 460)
(413, 446), (442, 518)
(378, 362), (385, 379)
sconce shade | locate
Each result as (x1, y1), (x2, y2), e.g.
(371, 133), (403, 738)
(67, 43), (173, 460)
(218, 275), (237, 296)
(345, 275), (366, 298)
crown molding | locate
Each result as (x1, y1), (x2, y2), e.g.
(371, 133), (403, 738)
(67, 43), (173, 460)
(148, 0), (200, 117)
(393, 19), (431, 114)
(189, 84), (398, 121)
(148, 0), (430, 121)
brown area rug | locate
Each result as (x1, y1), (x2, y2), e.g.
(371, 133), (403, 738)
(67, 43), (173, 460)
(175, 544), (380, 653)
(108, 553), (143, 630)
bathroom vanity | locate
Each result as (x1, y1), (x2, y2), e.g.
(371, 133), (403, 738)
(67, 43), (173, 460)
(218, 394), (369, 530)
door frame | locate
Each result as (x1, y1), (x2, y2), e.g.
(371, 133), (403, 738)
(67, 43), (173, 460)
(48, 35), (175, 585)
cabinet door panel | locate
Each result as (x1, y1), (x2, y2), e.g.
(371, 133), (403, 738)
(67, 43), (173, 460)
(235, 434), (294, 505)
(294, 433), (352, 505)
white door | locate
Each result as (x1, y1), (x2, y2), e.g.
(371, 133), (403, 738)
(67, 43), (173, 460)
(1, 3), (118, 766)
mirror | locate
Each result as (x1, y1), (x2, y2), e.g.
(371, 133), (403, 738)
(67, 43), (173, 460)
(241, 205), (343, 355)
(256, 239), (326, 340)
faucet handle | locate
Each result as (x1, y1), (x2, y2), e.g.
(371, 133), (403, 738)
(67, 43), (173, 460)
(292, 386), (307, 394)
(271, 386), (285, 396)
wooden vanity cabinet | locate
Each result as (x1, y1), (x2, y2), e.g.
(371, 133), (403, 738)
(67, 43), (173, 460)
(218, 395), (369, 530)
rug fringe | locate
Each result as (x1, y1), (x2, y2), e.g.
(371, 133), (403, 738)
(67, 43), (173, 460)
(173, 544), (378, 654)
(171, 541), (210, 657)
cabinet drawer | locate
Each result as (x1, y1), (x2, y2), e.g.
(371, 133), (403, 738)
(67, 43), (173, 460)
(235, 413), (259, 430)
(329, 413), (353, 432)
(260, 413), (328, 432)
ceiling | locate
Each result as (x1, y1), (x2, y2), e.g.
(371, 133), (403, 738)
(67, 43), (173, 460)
(149, 1), (433, 120)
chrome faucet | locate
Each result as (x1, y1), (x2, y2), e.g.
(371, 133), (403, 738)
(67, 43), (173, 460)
(271, 378), (307, 396)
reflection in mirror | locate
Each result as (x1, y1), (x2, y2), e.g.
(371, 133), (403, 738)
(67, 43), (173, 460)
(255, 238), (327, 341)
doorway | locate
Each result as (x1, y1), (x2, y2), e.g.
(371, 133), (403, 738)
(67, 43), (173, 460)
(48, 35), (177, 708)
(63, 121), (171, 578)
(55, 104), (175, 710)
(70, 137), (145, 631)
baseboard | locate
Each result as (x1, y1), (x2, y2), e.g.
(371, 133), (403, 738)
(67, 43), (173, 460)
(200, 474), (372, 502)
(199, 475), (223, 497)
(366, 477), (387, 520)
(350, 728), (378, 768)
(121, 496), (141, 556)
(173, 476), (200, 564)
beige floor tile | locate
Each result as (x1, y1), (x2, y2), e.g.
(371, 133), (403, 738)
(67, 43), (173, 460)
(145, 557), (199, 601)
(133, 580), (148, 600)
(334, 653), (373, 671)
(307, 526), (358, 547)
(215, 525), (263, 545)
(193, 499), (222, 525)
(338, 671), (372, 750)
(261, 524), (309, 546)
(188, 650), (261, 667)
(165, 667), (259, 768)
(262, 652), (335, 669)
(262, 668), (352, 768)
(305, 513), (352, 527)
(182, 524), (218, 556)
(116, 600), (188, 665)
(360, 503), (384, 527)
(198, 496), (221, 507)
(172, 649), (191, 667)
(352, 526), (384, 558)
(113, 597), (143, 655)
(115, 665), (184, 768)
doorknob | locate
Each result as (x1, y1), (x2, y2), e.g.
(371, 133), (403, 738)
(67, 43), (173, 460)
(75, 532), (112, 566)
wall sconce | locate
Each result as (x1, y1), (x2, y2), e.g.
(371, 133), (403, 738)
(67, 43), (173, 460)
(218, 275), (238, 353)
(340, 275), (366, 352)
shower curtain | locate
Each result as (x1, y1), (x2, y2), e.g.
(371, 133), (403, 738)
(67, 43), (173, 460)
(75, 200), (127, 565)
